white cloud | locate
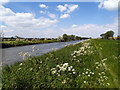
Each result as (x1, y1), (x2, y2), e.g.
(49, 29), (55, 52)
(98, 0), (120, 11)
(48, 12), (56, 19)
(57, 4), (78, 19)
(40, 10), (46, 14)
(1, 2), (118, 38)
(0, 4), (59, 37)
(72, 24), (78, 28)
(57, 5), (67, 12)
(57, 4), (78, 13)
(60, 20), (118, 38)
(66, 4), (78, 13)
(0, 0), (9, 5)
(39, 4), (48, 9)
(60, 14), (70, 19)
(0, 5), (15, 17)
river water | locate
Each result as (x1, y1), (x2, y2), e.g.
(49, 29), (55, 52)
(2, 40), (84, 65)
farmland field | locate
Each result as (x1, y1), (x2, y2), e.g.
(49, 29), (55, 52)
(2, 39), (119, 89)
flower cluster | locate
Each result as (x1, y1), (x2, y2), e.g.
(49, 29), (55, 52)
(52, 48), (58, 51)
(94, 58), (110, 87)
(19, 51), (31, 60)
(73, 42), (93, 56)
(97, 71), (110, 86)
(51, 63), (75, 76)
(71, 41), (94, 62)
(95, 58), (107, 70)
(79, 68), (94, 81)
(76, 68), (96, 87)
(18, 46), (37, 60)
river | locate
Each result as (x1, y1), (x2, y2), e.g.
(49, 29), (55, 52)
(2, 40), (85, 65)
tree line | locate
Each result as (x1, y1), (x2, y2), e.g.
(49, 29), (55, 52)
(59, 34), (90, 42)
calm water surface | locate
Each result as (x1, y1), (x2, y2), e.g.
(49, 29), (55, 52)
(2, 40), (84, 65)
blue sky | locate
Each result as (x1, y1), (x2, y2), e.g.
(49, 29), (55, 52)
(0, 1), (118, 38)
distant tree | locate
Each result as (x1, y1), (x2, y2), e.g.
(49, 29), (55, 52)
(106, 31), (114, 39)
(89, 37), (92, 39)
(10, 37), (15, 41)
(76, 36), (81, 40)
(47, 38), (51, 40)
(70, 35), (75, 40)
(15, 35), (19, 38)
(63, 34), (68, 41)
(11, 37), (14, 39)
(100, 34), (105, 39)
(100, 30), (114, 39)
(40, 38), (45, 40)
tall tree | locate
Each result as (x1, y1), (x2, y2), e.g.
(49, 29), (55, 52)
(100, 30), (114, 39)
(63, 34), (68, 41)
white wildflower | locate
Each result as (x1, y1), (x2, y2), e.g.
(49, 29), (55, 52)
(56, 65), (60, 68)
(96, 67), (98, 69)
(62, 80), (66, 84)
(107, 83), (110, 86)
(72, 69), (75, 71)
(40, 61), (42, 64)
(68, 67), (71, 71)
(19, 52), (23, 56)
(84, 81), (86, 83)
(70, 66), (73, 68)
(51, 70), (57, 74)
(60, 67), (66, 71)
(18, 68), (21, 70)
(63, 63), (68, 67)
(30, 68), (33, 71)
(19, 63), (23, 66)
(73, 72), (75, 74)
(86, 71), (88, 74)
(32, 46), (36, 49)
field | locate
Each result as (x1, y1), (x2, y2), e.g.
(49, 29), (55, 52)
(2, 39), (119, 89)
(2, 40), (60, 48)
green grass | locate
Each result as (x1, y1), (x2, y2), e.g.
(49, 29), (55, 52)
(2, 40), (60, 48)
(2, 39), (119, 89)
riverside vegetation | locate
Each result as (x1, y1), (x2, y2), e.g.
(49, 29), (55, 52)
(2, 34), (89, 48)
(2, 39), (59, 48)
(2, 39), (119, 89)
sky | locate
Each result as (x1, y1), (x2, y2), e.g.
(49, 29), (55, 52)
(0, 0), (119, 38)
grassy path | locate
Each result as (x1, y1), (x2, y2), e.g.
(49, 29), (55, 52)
(93, 40), (119, 88)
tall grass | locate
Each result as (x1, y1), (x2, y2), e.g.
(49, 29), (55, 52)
(2, 39), (119, 89)
(2, 40), (59, 48)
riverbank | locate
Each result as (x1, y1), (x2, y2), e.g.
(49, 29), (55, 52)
(2, 39), (87, 48)
(2, 39), (119, 89)
(2, 40), (60, 48)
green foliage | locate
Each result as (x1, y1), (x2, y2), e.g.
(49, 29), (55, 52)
(62, 34), (89, 42)
(63, 34), (68, 42)
(100, 30), (114, 39)
(2, 39), (119, 89)
(2, 39), (59, 48)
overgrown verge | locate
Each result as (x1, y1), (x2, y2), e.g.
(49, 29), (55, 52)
(2, 39), (119, 89)
(2, 40), (60, 48)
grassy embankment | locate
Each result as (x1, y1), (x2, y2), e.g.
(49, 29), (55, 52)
(2, 40), (60, 48)
(2, 39), (119, 89)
